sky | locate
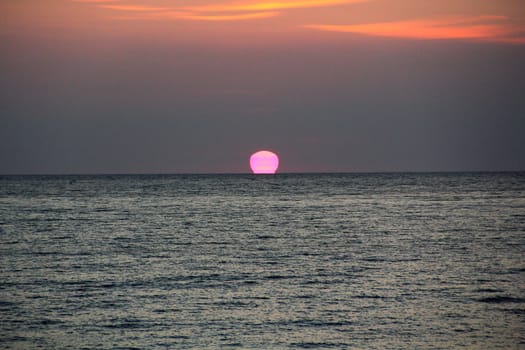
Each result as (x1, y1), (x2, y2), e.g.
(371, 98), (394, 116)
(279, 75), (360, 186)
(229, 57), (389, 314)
(1, 0), (525, 174)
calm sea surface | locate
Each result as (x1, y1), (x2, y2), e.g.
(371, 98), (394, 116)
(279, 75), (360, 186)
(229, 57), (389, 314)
(0, 173), (524, 349)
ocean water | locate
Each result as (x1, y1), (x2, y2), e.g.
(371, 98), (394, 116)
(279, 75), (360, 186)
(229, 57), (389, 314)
(0, 173), (524, 349)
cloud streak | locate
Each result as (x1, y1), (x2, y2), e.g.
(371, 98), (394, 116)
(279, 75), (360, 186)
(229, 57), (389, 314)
(75, 0), (525, 42)
(99, 5), (172, 12)
(113, 11), (281, 21)
(185, 0), (366, 12)
(305, 16), (525, 44)
(76, 0), (367, 23)
(174, 11), (280, 21)
(87, 0), (293, 21)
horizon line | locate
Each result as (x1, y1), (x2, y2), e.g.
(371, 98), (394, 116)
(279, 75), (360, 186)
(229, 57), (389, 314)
(1, 170), (524, 177)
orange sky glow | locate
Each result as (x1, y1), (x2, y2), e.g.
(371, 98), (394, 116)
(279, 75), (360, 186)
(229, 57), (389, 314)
(92, 0), (524, 43)
(2, 0), (524, 45)
(305, 16), (525, 44)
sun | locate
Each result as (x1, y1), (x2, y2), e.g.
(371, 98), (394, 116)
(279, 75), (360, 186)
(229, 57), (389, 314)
(250, 150), (279, 174)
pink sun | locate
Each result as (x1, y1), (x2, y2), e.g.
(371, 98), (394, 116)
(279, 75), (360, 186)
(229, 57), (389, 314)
(250, 150), (279, 174)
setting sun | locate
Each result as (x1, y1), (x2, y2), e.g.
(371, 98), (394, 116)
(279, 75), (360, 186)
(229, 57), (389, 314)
(250, 150), (279, 174)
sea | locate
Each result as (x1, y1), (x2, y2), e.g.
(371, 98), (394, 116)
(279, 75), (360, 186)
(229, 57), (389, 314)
(0, 173), (524, 349)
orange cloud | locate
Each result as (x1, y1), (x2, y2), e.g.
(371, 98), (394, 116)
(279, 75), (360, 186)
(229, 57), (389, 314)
(81, 0), (368, 23)
(305, 16), (525, 44)
(90, 1), (283, 21)
(99, 5), (171, 12)
(113, 11), (280, 21)
(186, 0), (366, 12)
(176, 11), (280, 21)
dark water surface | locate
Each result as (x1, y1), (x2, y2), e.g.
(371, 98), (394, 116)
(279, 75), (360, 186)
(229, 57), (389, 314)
(1, 173), (524, 349)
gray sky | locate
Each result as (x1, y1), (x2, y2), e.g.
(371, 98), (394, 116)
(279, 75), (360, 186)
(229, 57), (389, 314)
(1, 0), (525, 174)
